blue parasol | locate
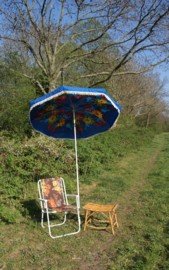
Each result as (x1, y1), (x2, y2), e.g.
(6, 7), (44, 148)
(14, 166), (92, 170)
(29, 85), (122, 209)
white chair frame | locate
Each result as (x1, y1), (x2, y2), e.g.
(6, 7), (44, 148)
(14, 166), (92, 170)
(37, 178), (81, 239)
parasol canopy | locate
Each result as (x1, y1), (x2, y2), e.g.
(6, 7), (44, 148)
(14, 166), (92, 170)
(29, 85), (122, 140)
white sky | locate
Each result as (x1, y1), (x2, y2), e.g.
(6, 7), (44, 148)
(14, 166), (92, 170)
(154, 66), (169, 103)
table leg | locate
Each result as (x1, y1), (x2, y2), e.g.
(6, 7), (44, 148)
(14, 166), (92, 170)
(89, 211), (94, 224)
(109, 211), (114, 235)
(113, 211), (119, 228)
(84, 209), (88, 231)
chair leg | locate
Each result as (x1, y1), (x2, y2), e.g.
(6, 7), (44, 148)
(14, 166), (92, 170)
(41, 212), (45, 228)
(46, 210), (52, 238)
(46, 208), (81, 239)
(41, 211), (66, 229)
(49, 212), (67, 227)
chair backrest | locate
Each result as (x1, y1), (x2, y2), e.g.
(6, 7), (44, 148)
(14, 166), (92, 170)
(40, 178), (65, 210)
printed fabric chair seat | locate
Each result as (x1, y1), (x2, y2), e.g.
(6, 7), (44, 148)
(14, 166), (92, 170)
(50, 205), (77, 212)
(38, 177), (80, 239)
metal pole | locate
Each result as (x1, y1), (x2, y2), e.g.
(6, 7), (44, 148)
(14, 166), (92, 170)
(73, 108), (80, 209)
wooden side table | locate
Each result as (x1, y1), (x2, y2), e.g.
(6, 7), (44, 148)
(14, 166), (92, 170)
(83, 203), (119, 234)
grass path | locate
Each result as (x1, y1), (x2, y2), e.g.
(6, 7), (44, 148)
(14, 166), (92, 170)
(78, 133), (166, 270)
(116, 134), (164, 230)
(1, 133), (169, 270)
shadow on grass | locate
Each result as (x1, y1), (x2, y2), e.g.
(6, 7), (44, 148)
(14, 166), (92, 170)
(22, 199), (41, 222)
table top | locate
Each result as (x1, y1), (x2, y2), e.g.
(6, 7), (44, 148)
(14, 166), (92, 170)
(83, 202), (118, 212)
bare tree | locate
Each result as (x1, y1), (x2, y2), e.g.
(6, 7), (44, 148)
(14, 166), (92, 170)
(108, 66), (168, 128)
(135, 75), (168, 128)
(0, 0), (169, 94)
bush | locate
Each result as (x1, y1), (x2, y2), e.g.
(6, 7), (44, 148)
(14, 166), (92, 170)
(0, 119), (155, 205)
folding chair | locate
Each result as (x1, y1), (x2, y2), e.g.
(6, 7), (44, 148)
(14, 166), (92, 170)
(37, 177), (81, 239)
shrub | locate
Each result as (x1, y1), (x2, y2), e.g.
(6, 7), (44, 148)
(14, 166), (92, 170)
(0, 119), (155, 207)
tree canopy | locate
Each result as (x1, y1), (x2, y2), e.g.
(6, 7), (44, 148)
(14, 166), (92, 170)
(0, 0), (169, 94)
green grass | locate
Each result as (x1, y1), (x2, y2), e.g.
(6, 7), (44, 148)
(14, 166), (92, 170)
(1, 132), (169, 269)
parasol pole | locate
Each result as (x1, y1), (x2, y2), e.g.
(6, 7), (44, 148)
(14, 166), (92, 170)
(73, 108), (80, 209)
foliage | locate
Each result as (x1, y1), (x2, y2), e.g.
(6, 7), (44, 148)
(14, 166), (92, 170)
(0, 119), (154, 219)
(0, 63), (37, 138)
(136, 114), (169, 134)
(0, 133), (169, 269)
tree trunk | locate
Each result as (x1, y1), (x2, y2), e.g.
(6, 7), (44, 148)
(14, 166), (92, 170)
(49, 80), (57, 93)
(146, 113), (150, 129)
